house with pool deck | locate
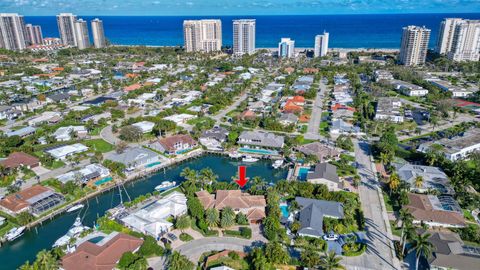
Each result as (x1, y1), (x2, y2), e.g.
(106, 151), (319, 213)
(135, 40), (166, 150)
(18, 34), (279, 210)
(295, 197), (344, 238)
(238, 130), (284, 149)
(104, 147), (160, 171)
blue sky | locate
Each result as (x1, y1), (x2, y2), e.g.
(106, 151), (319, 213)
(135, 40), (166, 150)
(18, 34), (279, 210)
(2, 0), (480, 16)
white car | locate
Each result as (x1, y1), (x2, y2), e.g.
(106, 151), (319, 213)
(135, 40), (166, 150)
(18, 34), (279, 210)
(323, 233), (339, 241)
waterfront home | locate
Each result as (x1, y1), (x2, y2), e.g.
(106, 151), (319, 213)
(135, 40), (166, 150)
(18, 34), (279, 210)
(394, 163), (453, 194)
(418, 128), (480, 161)
(295, 197), (344, 238)
(53, 126), (88, 141)
(238, 131), (285, 149)
(151, 134), (197, 155)
(131, 121), (155, 134)
(105, 147), (159, 171)
(374, 97), (404, 123)
(306, 163), (342, 191)
(121, 191), (187, 237)
(61, 232), (143, 270)
(0, 185), (65, 216)
(295, 142), (340, 162)
(5, 126), (36, 138)
(416, 229), (480, 270)
(403, 193), (465, 228)
(200, 126), (229, 151)
(82, 96), (116, 106)
(0, 152), (40, 170)
(45, 143), (89, 160)
(46, 92), (70, 103)
(196, 190), (266, 223)
(390, 79), (429, 97)
(56, 164), (110, 185)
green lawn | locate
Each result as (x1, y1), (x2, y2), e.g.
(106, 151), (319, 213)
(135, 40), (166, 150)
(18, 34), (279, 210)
(46, 160), (66, 170)
(89, 125), (107, 136)
(389, 221), (402, 237)
(463, 209), (475, 222)
(0, 221), (17, 237)
(383, 192), (394, 212)
(84, 139), (114, 153)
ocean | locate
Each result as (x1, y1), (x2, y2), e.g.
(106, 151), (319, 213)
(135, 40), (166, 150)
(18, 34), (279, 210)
(24, 13), (480, 49)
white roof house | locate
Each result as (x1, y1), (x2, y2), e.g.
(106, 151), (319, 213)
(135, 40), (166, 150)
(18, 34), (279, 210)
(132, 121), (155, 134)
(28, 111), (61, 126)
(46, 143), (89, 160)
(56, 163), (110, 184)
(121, 191), (187, 237)
(53, 126), (87, 141)
(163, 113), (196, 124)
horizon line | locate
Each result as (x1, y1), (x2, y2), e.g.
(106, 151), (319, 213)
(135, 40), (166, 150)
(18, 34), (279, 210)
(20, 12), (480, 17)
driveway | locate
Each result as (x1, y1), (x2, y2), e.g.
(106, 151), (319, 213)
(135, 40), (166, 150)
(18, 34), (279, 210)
(175, 237), (265, 262)
(304, 81), (327, 140)
(212, 91), (249, 124)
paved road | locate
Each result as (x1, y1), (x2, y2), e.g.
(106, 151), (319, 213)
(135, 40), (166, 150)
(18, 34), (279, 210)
(212, 91), (249, 124)
(176, 237), (264, 262)
(343, 140), (400, 270)
(304, 81), (327, 140)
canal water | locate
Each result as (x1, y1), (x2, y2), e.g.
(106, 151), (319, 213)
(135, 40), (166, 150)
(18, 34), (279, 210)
(0, 155), (287, 269)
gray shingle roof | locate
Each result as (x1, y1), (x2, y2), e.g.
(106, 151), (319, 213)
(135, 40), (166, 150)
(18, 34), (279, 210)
(307, 163), (340, 183)
(296, 197), (344, 237)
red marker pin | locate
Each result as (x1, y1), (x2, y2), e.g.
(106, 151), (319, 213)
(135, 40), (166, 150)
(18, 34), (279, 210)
(235, 166), (248, 188)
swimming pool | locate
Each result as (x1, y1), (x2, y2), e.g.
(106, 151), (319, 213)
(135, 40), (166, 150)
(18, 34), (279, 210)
(94, 176), (113, 186)
(298, 167), (310, 181)
(280, 204), (289, 218)
(238, 147), (279, 156)
(88, 236), (105, 244)
(145, 161), (161, 168)
(176, 148), (192, 154)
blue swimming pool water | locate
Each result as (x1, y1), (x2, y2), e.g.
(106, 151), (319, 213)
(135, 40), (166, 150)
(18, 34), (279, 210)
(94, 176), (113, 186)
(239, 147), (279, 155)
(298, 167), (310, 181)
(145, 161), (161, 168)
(88, 236), (105, 244)
(280, 205), (289, 218)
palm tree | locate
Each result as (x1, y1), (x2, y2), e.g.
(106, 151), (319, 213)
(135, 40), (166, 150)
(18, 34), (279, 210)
(398, 209), (413, 253)
(410, 232), (434, 270)
(175, 215), (190, 233)
(168, 251), (194, 270)
(205, 208), (219, 228)
(220, 207), (236, 228)
(388, 173), (401, 195)
(320, 251), (345, 270)
(35, 250), (57, 270)
(199, 168), (217, 188)
(414, 175), (424, 189)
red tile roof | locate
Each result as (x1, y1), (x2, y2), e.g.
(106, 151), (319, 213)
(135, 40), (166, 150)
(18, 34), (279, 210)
(404, 193), (465, 227)
(0, 152), (39, 169)
(123, 83), (142, 92)
(158, 134), (197, 153)
(0, 185), (52, 213)
(61, 233), (143, 270)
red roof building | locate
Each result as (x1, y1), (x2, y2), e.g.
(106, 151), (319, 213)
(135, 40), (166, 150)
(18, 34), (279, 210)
(61, 233), (143, 270)
(0, 152), (40, 169)
(123, 83), (142, 92)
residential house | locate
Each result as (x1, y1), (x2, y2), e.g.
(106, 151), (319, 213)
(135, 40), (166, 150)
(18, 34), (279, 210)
(0, 152), (40, 170)
(61, 232), (143, 270)
(5, 126), (36, 138)
(427, 78), (474, 97)
(238, 131), (285, 149)
(0, 105), (21, 120)
(151, 134), (197, 155)
(375, 97), (404, 123)
(28, 111), (61, 126)
(403, 193), (465, 228)
(306, 163), (343, 191)
(330, 119), (362, 136)
(45, 143), (89, 160)
(295, 142), (340, 162)
(373, 70), (394, 82)
(391, 80), (428, 97)
(0, 185), (65, 216)
(56, 164), (110, 185)
(53, 126), (87, 141)
(121, 191), (187, 237)
(47, 92), (70, 103)
(278, 113), (298, 126)
(196, 190), (266, 223)
(295, 197), (344, 238)
(132, 121), (155, 134)
(200, 126), (229, 151)
(105, 147), (159, 171)
(418, 128), (480, 161)
(394, 163), (453, 194)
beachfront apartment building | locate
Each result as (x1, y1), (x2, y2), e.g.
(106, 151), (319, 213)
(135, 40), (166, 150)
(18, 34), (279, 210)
(183, 19), (222, 52)
(73, 19), (90, 49)
(233, 19), (255, 55)
(278, 38), (295, 58)
(399, 25), (431, 66)
(91, 18), (106, 48)
(25, 24), (43, 45)
(314, 32), (329, 57)
(436, 18), (480, 61)
(0, 13), (27, 50)
(57, 13), (78, 46)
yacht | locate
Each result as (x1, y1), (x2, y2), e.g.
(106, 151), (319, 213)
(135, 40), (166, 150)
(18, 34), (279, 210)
(228, 152), (242, 158)
(242, 156), (259, 163)
(155, 181), (176, 191)
(272, 159), (284, 169)
(66, 204), (84, 213)
(5, 226), (26, 242)
(52, 217), (89, 248)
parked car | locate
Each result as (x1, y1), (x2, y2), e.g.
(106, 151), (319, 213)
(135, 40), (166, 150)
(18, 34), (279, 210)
(323, 232), (339, 241)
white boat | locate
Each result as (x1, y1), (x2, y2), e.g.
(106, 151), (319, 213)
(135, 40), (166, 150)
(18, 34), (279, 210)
(66, 204), (84, 213)
(242, 156), (259, 163)
(53, 235), (71, 248)
(228, 152), (242, 158)
(155, 181), (176, 191)
(52, 218), (89, 248)
(272, 159), (284, 169)
(6, 226), (25, 242)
